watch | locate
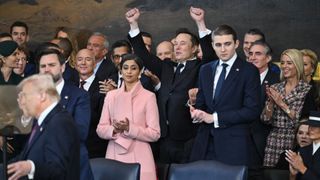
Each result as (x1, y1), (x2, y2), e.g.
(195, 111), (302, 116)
(285, 108), (291, 114)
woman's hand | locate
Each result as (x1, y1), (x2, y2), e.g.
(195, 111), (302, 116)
(113, 118), (130, 133)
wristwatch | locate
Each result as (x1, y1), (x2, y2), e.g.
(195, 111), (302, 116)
(285, 108), (291, 114)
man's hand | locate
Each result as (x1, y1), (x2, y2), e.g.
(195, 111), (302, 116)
(125, 8), (140, 30)
(189, 105), (213, 124)
(144, 70), (160, 86)
(8, 161), (32, 180)
(189, 6), (207, 31)
(285, 150), (307, 174)
(99, 79), (117, 94)
(188, 88), (198, 106)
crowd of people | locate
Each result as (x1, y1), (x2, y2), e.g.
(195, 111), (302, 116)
(0, 6), (319, 180)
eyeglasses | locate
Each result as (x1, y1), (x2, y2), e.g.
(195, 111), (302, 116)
(112, 53), (128, 60)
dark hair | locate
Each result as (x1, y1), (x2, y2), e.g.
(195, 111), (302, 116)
(110, 40), (132, 55)
(34, 42), (60, 64)
(246, 28), (265, 42)
(10, 21), (29, 35)
(17, 44), (30, 59)
(212, 25), (238, 42)
(0, 32), (12, 39)
(36, 46), (65, 65)
(141, 31), (152, 40)
(175, 28), (199, 47)
(54, 37), (73, 59)
(251, 40), (273, 56)
(119, 54), (143, 71)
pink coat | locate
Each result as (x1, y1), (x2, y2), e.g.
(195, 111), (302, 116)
(97, 82), (160, 180)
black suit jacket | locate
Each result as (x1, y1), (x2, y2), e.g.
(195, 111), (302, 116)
(16, 104), (80, 180)
(250, 69), (280, 165)
(95, 57), (118, 81)
(297, 144), (320, 180)
(75, 77), (107, 158)
(129, 32), (215, 141)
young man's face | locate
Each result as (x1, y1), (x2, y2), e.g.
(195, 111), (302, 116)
(11, 26), (29, 46)
(243, 34), (262, 59)
(213, 34), (239, 61)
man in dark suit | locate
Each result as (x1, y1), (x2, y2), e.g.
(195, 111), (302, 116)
(86, 32), (117, 81)
(7, 74), (80, 180)
(286, 111), (320, 180)
(74, 48), (107, 158)
(38, 49), (93, 180)
(247, 40), (280, 179)
(188, 23), (261, 166)
(248, 40), (280, 160)
(125, 8), (216, 163)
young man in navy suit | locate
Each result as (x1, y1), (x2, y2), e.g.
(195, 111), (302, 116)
(38, 49), (94, 180)
(188, 15), (261, 166)
(7, 74), (80, 179)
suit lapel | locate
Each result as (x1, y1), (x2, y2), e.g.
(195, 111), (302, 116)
(172, 60), (198, 87)
(215, 58), (241, 104)
(60, 84), (70, 109)
(23, 105), (61, 158)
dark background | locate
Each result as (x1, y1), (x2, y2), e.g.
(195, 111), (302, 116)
(0, 0), (319, 60)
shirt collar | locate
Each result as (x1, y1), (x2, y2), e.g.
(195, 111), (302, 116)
(56, 79), (65, 95)
(313, 141), (320, 154)
(260, 68), (269, 84)
(81, 74), (95, 84)
(37, 101), (58, 126)
(219, 53), (237, 67)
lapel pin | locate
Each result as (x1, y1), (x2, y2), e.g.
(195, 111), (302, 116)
(40, 127), (43, 132)
(236, 68), (239, 71)
(64, 96), (68, 99)
(264, 81), (268, 84)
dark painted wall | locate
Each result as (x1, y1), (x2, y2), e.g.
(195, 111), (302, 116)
(0, 0), (319, 60)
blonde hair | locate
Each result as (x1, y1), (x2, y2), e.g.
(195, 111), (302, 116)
(18, 74), (60, 102)
(300, 49), (318, 76)
(280, 49), (305, 82)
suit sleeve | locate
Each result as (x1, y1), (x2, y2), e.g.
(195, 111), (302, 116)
(123, 93), (160, 142)
(217, 65), (262, 127)
(74, 91), (91, 142)
(200, 33), (218, 63)
(96, 93), (117, 140)
(128, 33), (162, 77)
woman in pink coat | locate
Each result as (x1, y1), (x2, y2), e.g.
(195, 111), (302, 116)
(97, 54), (160, 180)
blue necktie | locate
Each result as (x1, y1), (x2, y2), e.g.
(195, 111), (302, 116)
(214, 63), (228, 101)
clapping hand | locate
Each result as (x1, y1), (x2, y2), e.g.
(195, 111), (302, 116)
(113, 118), (130, 134)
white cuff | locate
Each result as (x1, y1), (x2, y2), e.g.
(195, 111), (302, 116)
(213, 112), (219, 128)
(128, 28), (140, 38)
(154, 82), (161, 91)
(199, 29), (212, 38)
(27, 160), (35, 179)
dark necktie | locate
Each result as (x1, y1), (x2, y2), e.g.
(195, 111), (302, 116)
(173, 63), (184, 83)
(28, 122), (39, 146)
(214, 63), (228, 101)
(80, 80), (86, 89)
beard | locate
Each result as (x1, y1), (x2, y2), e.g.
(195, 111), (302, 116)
(44, 72), (62, 83)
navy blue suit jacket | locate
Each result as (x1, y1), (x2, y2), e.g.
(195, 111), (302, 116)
(190, 57), (262, 166)
(16, 104), (80, 180)
(60, 82), (93, 180)
(297, 144), (320, 180)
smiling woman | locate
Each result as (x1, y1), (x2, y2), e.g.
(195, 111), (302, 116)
(261, 49), (312, 167)
(0, 40), (22, 85)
